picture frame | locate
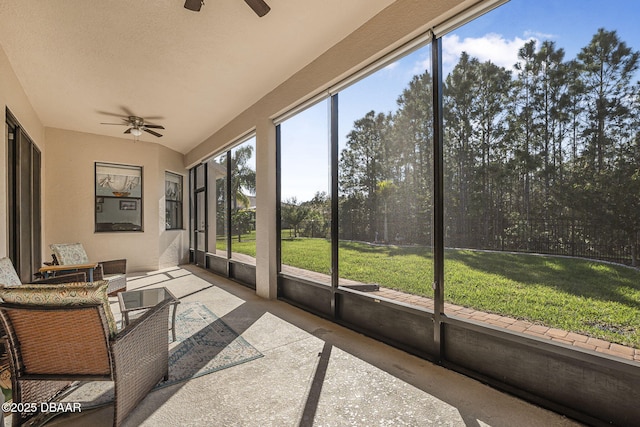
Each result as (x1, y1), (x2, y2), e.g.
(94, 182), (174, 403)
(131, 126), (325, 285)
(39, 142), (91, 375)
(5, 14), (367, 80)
(119, 200), (137, 210)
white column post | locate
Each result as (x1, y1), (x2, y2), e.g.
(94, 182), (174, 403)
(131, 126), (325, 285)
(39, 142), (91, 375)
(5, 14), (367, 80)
(254, 118), (278, 299)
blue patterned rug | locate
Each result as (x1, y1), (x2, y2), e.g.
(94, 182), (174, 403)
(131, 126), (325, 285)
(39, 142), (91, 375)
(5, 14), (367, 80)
(60, 301), (263, 408)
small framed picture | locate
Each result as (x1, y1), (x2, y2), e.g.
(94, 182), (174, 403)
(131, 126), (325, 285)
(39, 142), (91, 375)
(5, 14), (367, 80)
(119, 200), (137, 210)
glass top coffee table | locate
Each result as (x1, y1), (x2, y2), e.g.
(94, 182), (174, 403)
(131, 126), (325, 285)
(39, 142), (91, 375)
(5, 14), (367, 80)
(118, 287), (180, 341)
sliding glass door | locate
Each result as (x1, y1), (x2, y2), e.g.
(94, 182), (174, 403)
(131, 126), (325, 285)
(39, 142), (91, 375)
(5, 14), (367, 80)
(6, 109), (41, 282)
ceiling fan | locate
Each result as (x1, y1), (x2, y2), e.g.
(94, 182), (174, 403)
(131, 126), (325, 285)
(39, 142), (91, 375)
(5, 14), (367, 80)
(184, 0), (270, 17)
(100, 116), (165, 138)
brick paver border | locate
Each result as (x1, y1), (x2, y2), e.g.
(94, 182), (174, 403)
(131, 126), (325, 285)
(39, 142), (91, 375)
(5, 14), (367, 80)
(372, 287), (640, 363)
(256, 263), (640, 362)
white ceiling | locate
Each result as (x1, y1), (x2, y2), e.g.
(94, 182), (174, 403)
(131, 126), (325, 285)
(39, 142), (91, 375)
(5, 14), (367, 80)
(0, 0), (395, 154)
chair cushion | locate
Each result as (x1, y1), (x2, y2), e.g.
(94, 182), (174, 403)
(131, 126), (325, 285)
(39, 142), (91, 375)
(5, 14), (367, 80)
(50, 243), (90, 265)
(0, 280), (117, 336)
(0, 257), (22, 287)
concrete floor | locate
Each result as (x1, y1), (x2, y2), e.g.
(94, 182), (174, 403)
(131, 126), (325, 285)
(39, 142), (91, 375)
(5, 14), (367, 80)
(42, 265), (582, 427)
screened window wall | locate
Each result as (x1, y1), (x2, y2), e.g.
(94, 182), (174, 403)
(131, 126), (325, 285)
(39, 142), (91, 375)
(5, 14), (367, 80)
(275, 0), (640, 353)
(442, 0), (640, 352)
(196, 136), (257, 263)
(208, 153), (228, 257)
(279, 100), (331, 282)
(230, 136), (257, 262)
(190, 134), (257, 276)
(337, 43), (434, 302)
(278, 42), (435, 308)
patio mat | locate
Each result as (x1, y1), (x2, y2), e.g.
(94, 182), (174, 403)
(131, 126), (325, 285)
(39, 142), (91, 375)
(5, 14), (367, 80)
(59, 301), (263, 409)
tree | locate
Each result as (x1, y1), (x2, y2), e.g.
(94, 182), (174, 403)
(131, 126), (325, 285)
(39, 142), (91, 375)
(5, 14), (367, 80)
(447, 57), (511, 247)
(391, 70), (434, 244)
(512, 40), (542, 227)
(231, 209), (253, 242)
(535, 40), (571, 193)
(509, 40), (573, 239)
(339, 111), (390, 240)
(577, 28), (639, 172)
(569, 29), (640, 262)
(444, 52), (477, 245)
(281, 197), (309, 238)
(304, 191), (331, 238)
(376, 180), (396, 242)
(230, 145), (257, 210)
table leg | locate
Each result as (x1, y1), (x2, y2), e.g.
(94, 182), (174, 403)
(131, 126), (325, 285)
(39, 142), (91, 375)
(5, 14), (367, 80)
(171, 303), (178, 342)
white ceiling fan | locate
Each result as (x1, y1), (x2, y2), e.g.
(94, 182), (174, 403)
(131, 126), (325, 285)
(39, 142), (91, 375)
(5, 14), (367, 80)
(101, 115), (165, 138)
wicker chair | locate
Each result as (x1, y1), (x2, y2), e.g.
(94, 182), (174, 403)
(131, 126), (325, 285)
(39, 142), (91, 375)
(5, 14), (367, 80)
(0, 298), (171, 427)
(0, 257), (86, 286)
(44, 243), (127, 296)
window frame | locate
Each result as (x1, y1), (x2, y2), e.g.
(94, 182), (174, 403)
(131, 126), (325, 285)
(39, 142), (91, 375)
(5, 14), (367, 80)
(95, 162), (143, 233)
(165, 171), (184, 230)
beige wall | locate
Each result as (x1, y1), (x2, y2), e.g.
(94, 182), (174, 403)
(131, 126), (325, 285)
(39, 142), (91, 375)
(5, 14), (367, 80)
(44, 128), (188, 271)
(0, 44), (46, 259)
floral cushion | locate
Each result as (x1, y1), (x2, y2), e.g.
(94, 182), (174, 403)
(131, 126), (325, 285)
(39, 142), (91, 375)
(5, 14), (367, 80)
(0, 258), (22, 287)
(50, 243), (90, 265)
(0, 281), (117, 336)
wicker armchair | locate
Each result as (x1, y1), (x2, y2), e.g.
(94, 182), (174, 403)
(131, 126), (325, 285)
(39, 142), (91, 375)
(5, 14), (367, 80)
(0, 257), (86, 287)
(44, 243), (127, 296)
(0, 297), (171, 427)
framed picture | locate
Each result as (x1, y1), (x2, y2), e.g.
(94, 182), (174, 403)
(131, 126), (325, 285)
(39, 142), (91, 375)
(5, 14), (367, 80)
(120, 200), (137, 210)
(96, 204), (103, 213)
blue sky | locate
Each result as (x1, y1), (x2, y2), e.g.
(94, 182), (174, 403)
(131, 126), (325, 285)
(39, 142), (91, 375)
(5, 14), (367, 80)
(280, 0), (640, 202)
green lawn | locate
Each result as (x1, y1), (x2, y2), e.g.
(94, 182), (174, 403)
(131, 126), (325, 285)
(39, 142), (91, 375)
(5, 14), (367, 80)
(274, 238), (640, 348)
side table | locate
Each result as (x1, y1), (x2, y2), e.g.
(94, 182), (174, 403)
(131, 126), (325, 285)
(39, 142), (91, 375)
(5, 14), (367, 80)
(118, 287), (180, 341)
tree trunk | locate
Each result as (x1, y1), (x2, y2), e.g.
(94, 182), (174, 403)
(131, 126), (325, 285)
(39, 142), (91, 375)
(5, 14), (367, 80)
(383, 201), (388, 243)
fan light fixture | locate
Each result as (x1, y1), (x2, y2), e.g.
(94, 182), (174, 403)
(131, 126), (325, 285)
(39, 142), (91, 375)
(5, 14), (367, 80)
(131, 128), (143, 137)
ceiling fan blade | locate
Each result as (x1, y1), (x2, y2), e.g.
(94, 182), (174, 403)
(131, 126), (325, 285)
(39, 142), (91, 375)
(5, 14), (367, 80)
(244, 0), (270, 17)
(97, 110), (129, 118)
(101, 122), (129, 126)
(184, 0), (202, 11)
(120, 106), (136, 118)
(143, 124), (165, 129)
(124, 128), (132, 134)
(143, 128), (163, 138)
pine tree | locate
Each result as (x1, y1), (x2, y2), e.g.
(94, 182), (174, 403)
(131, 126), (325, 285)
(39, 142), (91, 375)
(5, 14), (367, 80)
(339, 111), (390, 240)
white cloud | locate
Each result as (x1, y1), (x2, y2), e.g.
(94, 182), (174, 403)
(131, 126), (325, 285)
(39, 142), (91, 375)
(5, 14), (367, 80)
(383, 61), (399, 71)
(442, 33), (538, 72)
(524, 30), (556, 40)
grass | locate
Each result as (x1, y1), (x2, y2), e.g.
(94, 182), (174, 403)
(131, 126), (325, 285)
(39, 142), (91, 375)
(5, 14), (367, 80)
(274, 238), (640, 349)
(445, 249), (640, 348)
